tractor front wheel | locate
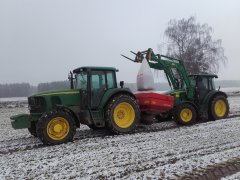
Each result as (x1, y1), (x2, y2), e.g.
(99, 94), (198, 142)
(105, 94), (140, 134)
(36, 110), (76, 145)
(174, 103), (197, 125)
(210, 95), (229, 120)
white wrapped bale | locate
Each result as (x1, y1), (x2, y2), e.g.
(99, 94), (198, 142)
(136, 59), (155, 91)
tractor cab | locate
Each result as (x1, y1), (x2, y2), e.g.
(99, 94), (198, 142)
(70, 66), (118, 109)
(189, 74), (218, 103)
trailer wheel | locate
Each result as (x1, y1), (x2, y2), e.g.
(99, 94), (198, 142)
(28, 121), (37, 137)
(36, 110), (76, 145)
(210, 95), (229, 120)
(174, 103), (197, 125)
(105, 94), (140, 134)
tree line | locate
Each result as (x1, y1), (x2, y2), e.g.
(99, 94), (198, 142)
(0, 81), (70, 98)
(0, 83), (32, 98)
(37, 81), (69, 92)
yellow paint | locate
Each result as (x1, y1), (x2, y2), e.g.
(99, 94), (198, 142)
(41, 91), (79, 96)
(180, 108), (193, 122)
(113, 102), (135, 128)
(47, 117), (70, 140)
(214, 99), (227, 117)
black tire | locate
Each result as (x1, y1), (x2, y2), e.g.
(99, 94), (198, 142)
(28, 121), (37, 137)
(174, 103), (197, 125)
(87, 125), (104, 130)
(210, 95), (229, 120)
(156, 112), (172, 122)
(105, 94), (140, 134)
(36, 110), (76, 145)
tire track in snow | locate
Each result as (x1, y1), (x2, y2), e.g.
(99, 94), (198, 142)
(1, 117), (240, 179)
(1, 95), (238, 155)
(0, 112), (239, 155)
(178, 156), (240, 180)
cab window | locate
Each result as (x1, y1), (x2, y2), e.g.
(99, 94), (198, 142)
(75, 72), (87, 90)
(91, 71), (106, 90)
(201, 78), (209, 89)
(106, 71), (115, 89)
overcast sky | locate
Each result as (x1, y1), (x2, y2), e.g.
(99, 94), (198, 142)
(0, 0), (239, 85)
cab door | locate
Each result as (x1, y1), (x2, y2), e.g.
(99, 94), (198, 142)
(90, 71), (107, 109)
(197, 77), (210, 104)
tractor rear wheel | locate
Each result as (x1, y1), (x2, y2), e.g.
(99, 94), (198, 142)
(28, 121), (37, 137)
(210, 95), (229, 120)
(174, 103), (197, 125)
(36, 110), (76, 145)
(105, 94), (140, 134)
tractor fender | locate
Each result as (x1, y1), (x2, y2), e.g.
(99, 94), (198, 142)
(203, 90), (227, 107)
(55, 105), (80, 128)
(99, 88), (136, 109)
(203, 90), (228, 111)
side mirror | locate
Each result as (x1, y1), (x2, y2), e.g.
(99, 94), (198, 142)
(120, 81), (124, 88)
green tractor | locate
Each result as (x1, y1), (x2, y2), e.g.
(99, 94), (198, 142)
(122, 48), (229, 124)
(11, 67), (140, 145)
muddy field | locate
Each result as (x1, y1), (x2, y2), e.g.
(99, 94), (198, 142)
(0, 96), (239, 179)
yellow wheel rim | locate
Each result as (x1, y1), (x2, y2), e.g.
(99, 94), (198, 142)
(113, 102), (135, 128)
(215, 99), (227, 117)
(180, 108), (193, 122)
(47, 117), (70, 140)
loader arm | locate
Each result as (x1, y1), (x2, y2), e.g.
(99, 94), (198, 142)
(122, 48), (195, 100)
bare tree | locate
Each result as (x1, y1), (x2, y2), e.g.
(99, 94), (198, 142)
(165, 16), (227, 74)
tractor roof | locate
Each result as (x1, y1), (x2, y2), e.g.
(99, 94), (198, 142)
(189, 74), (218, 78)
(73, 66), (118, 73)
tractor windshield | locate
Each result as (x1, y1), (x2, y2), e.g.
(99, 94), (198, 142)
(75, 72), (87, 90)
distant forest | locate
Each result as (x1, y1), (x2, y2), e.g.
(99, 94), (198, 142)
(0, 80), (240, 98)
(0, 81), (70, 98)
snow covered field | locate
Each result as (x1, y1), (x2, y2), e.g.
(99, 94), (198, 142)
(0, 96), (239, 179)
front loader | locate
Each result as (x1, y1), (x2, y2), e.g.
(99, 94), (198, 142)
(122, 48), (229, 124)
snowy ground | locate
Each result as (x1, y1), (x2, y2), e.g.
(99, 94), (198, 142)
(0, 96), (239, 179)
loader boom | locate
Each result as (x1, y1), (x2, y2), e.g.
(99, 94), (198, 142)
(122, 48), (229, 122)
(123, 48), (195, 100)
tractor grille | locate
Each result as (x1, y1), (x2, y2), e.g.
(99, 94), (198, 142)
(28, 97), (46, 113)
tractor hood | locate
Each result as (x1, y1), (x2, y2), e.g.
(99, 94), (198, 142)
(30, 89), (80, 98)
(28, 89), (81, 113)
